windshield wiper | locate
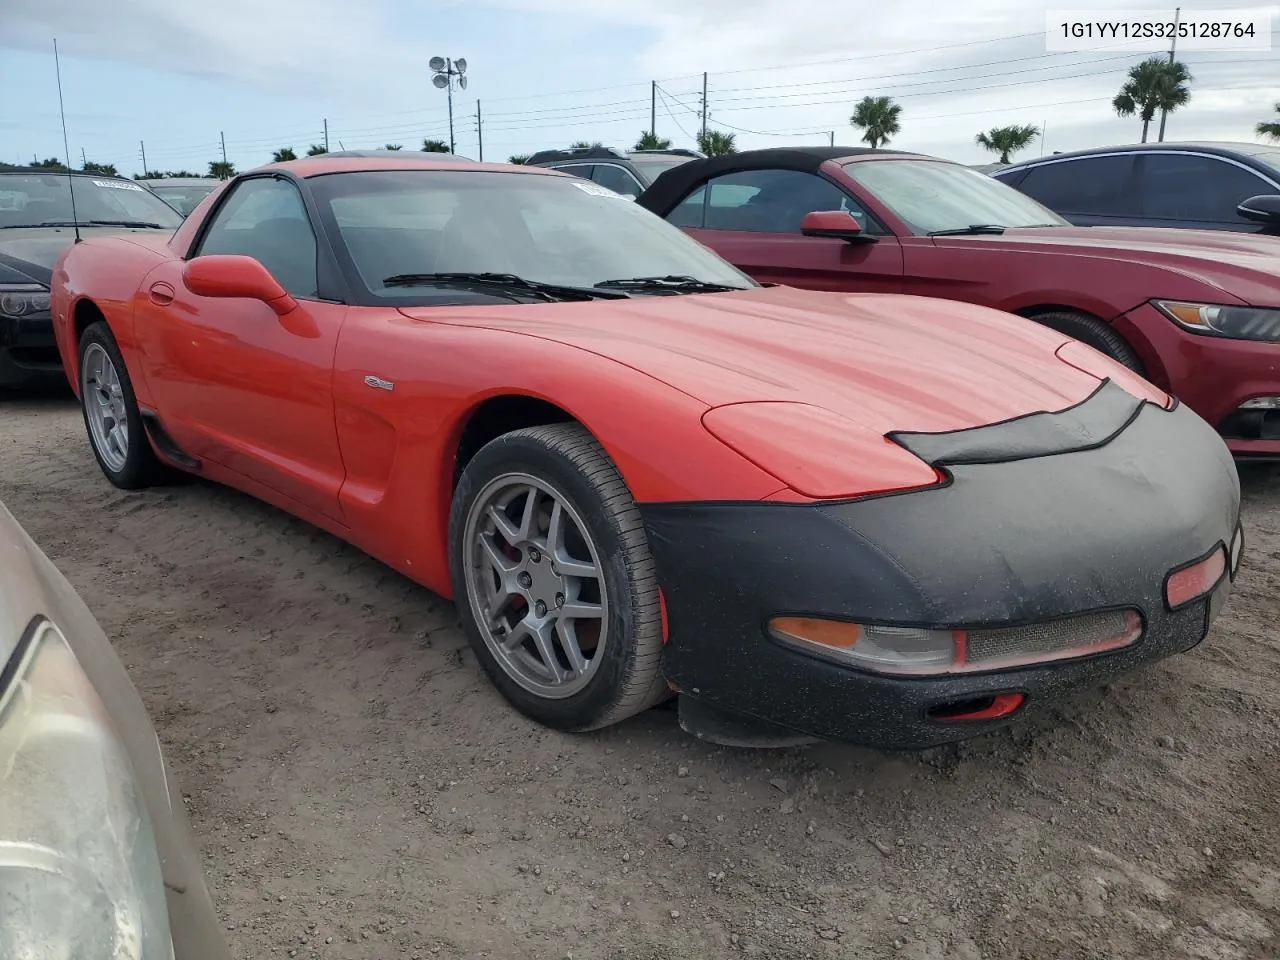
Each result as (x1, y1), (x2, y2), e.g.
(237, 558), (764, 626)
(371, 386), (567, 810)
(34, 219), (169, 229)
(593, 275), (747, 294)
(381, 272), (628, 302)
(927, 224), (1007, 236)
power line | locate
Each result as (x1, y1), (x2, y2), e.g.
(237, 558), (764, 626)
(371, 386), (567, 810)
(656, 86), (697, 143)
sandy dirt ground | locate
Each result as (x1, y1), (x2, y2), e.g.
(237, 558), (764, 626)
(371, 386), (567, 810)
(3, 392), (1279, 960)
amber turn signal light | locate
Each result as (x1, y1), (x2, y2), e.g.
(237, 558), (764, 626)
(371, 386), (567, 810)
(1165, 547), (1227, 609)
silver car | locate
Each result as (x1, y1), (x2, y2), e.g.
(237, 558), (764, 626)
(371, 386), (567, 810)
(139, 178), (222, 217)
(0, 501), (229, 959)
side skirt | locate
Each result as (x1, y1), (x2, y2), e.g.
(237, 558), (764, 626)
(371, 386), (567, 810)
(139, 410), (202, 471)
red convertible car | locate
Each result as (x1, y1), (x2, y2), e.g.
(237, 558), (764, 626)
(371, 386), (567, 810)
(637, 147), (1280, 459)
(49, 155), (1242, 749)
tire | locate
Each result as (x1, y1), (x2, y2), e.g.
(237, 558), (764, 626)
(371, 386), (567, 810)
(1027, 309), (1144, 373)
(448, 423), (669, 732)
(78, 322), (164, 489)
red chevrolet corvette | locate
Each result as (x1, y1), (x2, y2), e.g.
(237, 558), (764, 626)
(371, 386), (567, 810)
(49, 155), (1242, 749)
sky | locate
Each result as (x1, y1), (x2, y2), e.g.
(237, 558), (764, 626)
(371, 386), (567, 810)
(0, 0), (1276, 176)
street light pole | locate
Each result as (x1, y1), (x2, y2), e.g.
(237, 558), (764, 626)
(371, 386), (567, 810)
(431, 56), (468, 154)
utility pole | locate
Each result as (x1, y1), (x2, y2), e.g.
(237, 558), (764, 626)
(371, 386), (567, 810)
(476, 100), (483, 161)
(1157, 6), (1180, 142)
(323, 118), (330, 151)
(651, 81), (657, 138)
(828, 131), (835, 146)
(80, 146), (86, 167)
(140, 140), (147, 173)
(700, 72), (708, 143)
(220, 131), (227, 163)
(1041, 119), (1048, 155)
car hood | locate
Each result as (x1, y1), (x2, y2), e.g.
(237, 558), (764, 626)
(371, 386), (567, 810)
(946, 225), (1280, 304)
(0, 229), (82, 285)
(0, 226), (171, 286)
(403, 285), (1109, 437)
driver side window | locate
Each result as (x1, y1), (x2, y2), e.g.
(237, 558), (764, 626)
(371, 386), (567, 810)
(665, 169), (880, 234)
(196, 177), (319, 298)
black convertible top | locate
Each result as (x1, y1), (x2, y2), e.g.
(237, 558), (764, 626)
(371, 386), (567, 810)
(635, 145), (920, 215)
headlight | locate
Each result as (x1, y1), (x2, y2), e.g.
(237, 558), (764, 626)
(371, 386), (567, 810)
(0, 284), (51, 319)
(0, 618), (174, 960)
(1154, 300), (1280, 341)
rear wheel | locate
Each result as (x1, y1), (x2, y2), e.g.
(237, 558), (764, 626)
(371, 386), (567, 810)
(78, 322), (164, 489)
(449, 423), (668, 731)
(1026, 309), (1144, 373)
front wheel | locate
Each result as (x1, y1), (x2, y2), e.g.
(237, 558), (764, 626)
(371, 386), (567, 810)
(1027, 309), (1145, 373)
(78, 322), (164, 489)
(448, 423), (669, 731)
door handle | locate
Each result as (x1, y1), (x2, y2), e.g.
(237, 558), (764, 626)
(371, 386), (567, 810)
(149, 282), (175, 305)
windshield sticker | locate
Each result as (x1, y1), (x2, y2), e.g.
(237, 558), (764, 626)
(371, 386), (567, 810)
(93, 179), (145, 191)
(571, 181), (626, 199)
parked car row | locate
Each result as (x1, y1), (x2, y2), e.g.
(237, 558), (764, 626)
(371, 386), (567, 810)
(32, 151), (1242, 757)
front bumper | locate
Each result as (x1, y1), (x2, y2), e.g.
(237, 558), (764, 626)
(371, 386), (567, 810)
(0, 313), (64, 389)
(642, 381), (1242, 749)
(1116, 301), (1280, 458)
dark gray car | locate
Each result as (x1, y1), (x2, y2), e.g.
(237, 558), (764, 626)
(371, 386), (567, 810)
(0, 499), (230, 958)
(992, 141), (1280, 235)
(527, 145), (703, 198)
(0, 169), (184, 388)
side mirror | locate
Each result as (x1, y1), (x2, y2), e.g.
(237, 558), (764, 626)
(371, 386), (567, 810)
(182, 255), (297, 316)
(800, 210), (872, 243)
(1237, 194), (1280, 225)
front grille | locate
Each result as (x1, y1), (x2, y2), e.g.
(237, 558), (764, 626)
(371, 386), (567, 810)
(965, 608), (1141, 668)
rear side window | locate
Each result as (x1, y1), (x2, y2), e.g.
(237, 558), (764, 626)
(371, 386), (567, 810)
(1136, 153), (1275, 222)
(1016, 155), (1136, 216)
(548, 163), (594, 182)
(590, 164), (643, 198)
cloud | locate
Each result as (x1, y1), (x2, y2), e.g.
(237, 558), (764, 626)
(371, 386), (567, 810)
(0, 0), (415, 95)
(0, 0), (1275, 168)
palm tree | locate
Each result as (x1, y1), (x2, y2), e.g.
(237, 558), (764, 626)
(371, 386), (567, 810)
(422, 139), (450, 153)
(81, 160), (119, 176)
(166, 170), (199, 178)
(697, 129), (736, 157)
(272, 147), (297, 162)
(306, 144), (328, 156)
(850, 96), (902, 149)
(634, 131), (672, 150)
(208, 160), (236, 180)
(507, 154), (530, 164)
(570, 140), (603, 150)
(1257, 103), (1280, 141)
(33, 158), (67, 171)
(974, 124), (1041, 164)
(384, 143), (403, 150)
(1113, 57), (1193, 143)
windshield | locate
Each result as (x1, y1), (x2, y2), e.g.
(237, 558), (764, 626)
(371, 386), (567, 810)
(1230, 145), (1280, 180)
(0, 174), (184, 229)
(629, 157), (694, 183)
(308, 169), (753, 301)
(146, 182), (218, 216)
(843, 159), (1069, 234)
